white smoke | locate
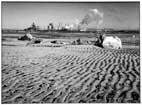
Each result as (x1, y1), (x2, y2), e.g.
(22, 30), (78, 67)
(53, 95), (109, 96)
(80, 9), (104, 27)
(75, 19), (80, 26)
(64, 24), (74, 30)
(63, 8), (104, 31)
(64, 19), (81, 31)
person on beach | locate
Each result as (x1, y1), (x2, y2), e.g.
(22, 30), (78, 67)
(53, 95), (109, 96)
(95, 32), (106, 47)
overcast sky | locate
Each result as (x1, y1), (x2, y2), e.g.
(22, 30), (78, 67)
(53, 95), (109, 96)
(2, 2), (140, 30)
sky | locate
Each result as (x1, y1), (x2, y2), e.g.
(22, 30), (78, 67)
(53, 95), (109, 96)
(2, 2), (140, 30)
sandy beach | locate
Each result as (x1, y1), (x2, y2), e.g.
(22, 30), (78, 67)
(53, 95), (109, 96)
(2, 38), (140, 103)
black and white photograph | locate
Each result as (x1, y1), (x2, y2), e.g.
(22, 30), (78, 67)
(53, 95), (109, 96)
(1, 1), (140, 103)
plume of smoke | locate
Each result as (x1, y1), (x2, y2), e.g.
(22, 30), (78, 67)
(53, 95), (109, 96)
(75, 19), (80, 25)
(80, 9), (104, 26)
(75, 19), (81, 30)
(63, 10), (104, 31)
(64, 24), (74, 30)
(65, 19), (81, 31)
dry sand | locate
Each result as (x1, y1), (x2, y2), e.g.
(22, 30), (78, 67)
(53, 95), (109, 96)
(2, 38), (140, 103)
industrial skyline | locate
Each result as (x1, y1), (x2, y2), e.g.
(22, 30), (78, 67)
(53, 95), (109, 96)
(2, 2), (140, 30)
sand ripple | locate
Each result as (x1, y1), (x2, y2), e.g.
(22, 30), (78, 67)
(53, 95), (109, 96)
(2, 45), (140, 103)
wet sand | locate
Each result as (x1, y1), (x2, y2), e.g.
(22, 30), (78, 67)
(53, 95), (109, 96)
(2, 39), (140, 103)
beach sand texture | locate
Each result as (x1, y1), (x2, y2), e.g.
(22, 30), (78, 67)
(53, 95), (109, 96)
(2, 39), (140, 103)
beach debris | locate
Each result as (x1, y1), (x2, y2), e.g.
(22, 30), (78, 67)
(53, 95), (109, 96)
(18, 32), (43, 46)
(51, 40), (58, 44)
(32, 38), (43, 44)
(94, 32), (122, 49)
(102, 36), (122, 49)
(76, 38), (81, 45)
(71, 38), (82, 45)
(26, 38), (43, 46)
(50, 40), (68, 45)
(18, 32), (33, 41)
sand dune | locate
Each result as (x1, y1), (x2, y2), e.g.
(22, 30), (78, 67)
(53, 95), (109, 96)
(2, 40), (140, 103)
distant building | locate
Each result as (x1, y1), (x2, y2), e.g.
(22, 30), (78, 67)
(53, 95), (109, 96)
(47, 23), (54, 30)
(24, 22), (38, 32)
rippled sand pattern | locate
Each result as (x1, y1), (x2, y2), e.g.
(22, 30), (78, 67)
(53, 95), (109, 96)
(2, 45), (140, 103)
